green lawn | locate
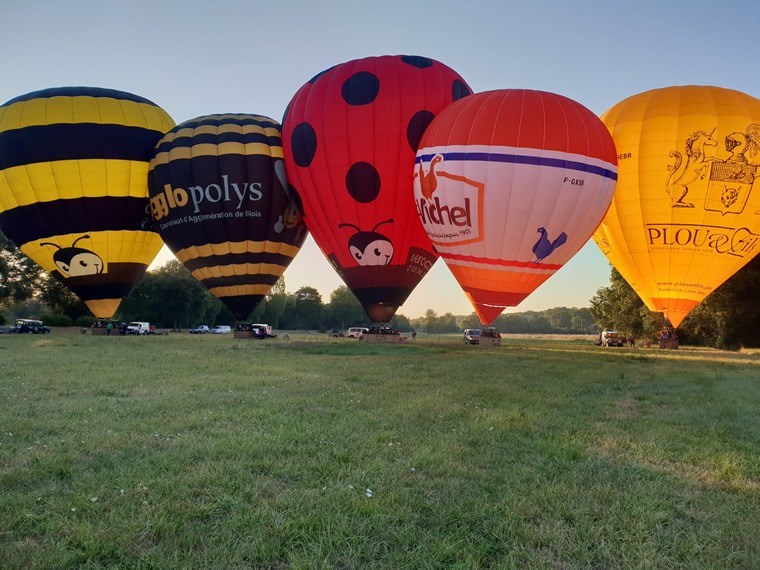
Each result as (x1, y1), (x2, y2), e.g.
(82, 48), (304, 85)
(1, 332), (758, 568)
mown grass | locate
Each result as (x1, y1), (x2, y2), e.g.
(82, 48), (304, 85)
(0, 332), (758, 568)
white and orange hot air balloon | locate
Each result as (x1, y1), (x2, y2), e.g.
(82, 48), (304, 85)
(413, 89), (618, 324)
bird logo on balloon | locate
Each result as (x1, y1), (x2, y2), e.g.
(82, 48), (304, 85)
(532, 227), (567, 262)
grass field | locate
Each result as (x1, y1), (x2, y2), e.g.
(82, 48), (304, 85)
(1, 331), (758, 568)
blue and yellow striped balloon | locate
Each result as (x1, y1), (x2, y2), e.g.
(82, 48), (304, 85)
(148, 114), (308, 320)
(0, 86), (175, 318)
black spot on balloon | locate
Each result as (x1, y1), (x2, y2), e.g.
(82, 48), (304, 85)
(407, 110), (436, 151)
(341, 72), (380, 105)
(345, 162), (381, 203)
(291, 122), (317, 167)
(452, 79), (472, 101)
(401, 55), (434, 69)
(308, 66), (336, 84)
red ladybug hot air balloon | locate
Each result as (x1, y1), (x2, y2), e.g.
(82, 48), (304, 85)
(283, 55), (472, 322)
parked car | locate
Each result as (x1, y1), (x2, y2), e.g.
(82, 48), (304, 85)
(347, 327), (369, 338)
(189, 325), (209, 334)
(463, 328), (482, 344)
(10, 319), (51, 334)
(251, 324), (275, 338)
(126, 321), (150, 335)
(600, 330), (625, 347)
(211, 325), (231, 334)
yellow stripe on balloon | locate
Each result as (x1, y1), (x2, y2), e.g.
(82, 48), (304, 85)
(0, 96), (174, 132)
(191, 263), (287, 281)
(208, 284), (273, 298)
(0, 160), (151, 213)
(158, 123), (282, 144)
(150, 142), (284, 166)
(175, 240), (301, 262)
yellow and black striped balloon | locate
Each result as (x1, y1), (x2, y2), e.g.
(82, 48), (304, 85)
(148, 114), (308, 320)
(0, 86), (175, 318)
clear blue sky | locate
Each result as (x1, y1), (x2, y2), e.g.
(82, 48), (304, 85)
(3, 1), (758, 318)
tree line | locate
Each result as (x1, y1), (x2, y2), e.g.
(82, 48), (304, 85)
(2, 234), (594, 334)
(589, 257), (760, 349)
(3, 230), (759, 346)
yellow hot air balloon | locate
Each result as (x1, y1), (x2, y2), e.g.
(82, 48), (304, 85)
(594, 85), (760, 327)
(0, 87), (175, 318)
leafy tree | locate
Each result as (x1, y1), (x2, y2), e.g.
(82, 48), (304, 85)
(0, 232), (44, 304)
(39, 277), (89, 320)
(589, 267), (663, 337)
(679, 255), (760, 349)
(120, 260), (221, 328)
(249, 278), (289, 327)
(284, 286), (323, 330)
(390, 313), (411, 331)
(459, 312), (482, 329)
(323, 285), (366, 329)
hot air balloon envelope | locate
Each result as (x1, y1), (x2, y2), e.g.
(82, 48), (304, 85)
(414, 89), (618, 324)
(148, 114), (307, 320)
(0, 87), (174, 318)
(594, 85), (760, 327)
(283, 55), (472, 322)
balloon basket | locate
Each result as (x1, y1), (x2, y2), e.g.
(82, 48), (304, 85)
(234, 330), (255, 339)
(658, 338), (679, 349)
(362, 333), (408, 344)
(479, 336), (501, 348)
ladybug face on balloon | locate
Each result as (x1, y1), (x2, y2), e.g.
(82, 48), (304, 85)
(41, 235), (104, 277)
(339, 219), (394, 266)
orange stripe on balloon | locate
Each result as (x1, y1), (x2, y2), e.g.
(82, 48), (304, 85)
(449, 265), (551, 296)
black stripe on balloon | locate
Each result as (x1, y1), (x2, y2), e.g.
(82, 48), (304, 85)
(1, 87), (159, 108)
(0, 124), (165, 170)
(154, 131), (282, 152)
(199, 273), (280, 290)
(220, 295), (264, 321)
(351, 287), (411, 308)
(182, 252), (295, 273)
(0, 197), (151, 246)
(177, 116), (280, 130)
(51, 262), (148, 300)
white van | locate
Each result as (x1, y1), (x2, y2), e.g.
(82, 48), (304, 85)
(211, 325), (231, 334)
(347, 327), (369, 338)
(126, 322), (150, 335)
(251, 324), (273, 337)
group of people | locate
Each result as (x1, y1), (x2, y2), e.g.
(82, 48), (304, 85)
(90, 320), (128, 335)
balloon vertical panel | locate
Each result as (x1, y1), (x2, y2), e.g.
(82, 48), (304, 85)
(148, 114), (307, 321)
(415, 90), (618, 325)
(0, 87), (174, 318)
(283, 55), (472, 322)
(595, 86), (760, 327)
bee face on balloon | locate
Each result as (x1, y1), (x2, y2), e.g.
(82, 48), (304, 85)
(283, 200), (302, 228)
(41, 235), (104, 277)
(339, 219), (394, 266)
